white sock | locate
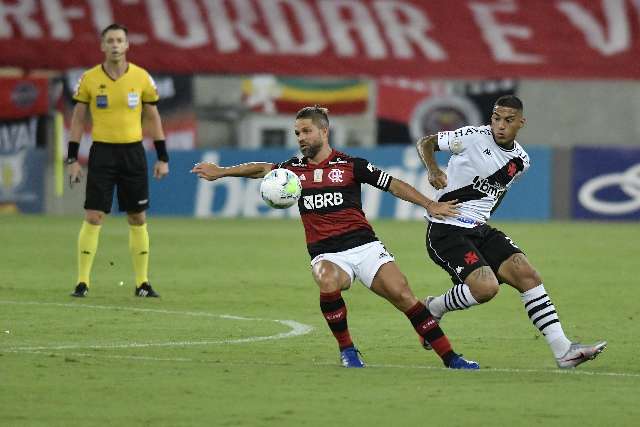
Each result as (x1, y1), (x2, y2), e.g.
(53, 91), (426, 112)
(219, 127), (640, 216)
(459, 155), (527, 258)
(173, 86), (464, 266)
(521, 284), (571, 358)
(430, 283), (479, 318)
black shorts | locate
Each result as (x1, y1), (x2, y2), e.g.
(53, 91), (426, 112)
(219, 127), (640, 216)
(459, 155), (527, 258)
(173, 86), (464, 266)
(426, 222), (523, 285)
(85, 142), (149, 214)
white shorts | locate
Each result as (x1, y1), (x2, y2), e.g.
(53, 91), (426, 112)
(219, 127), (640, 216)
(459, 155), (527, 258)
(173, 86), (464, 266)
(310, 241), (395, 289)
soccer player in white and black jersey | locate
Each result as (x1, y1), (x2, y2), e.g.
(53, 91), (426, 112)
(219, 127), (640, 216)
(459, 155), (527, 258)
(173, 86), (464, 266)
(192, 106), (480, 369)
(416, 95), (606, 368)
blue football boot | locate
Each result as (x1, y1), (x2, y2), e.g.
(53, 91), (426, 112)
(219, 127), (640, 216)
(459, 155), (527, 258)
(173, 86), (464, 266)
(448, 354), (480, 370)
(340, 346), (365, 368)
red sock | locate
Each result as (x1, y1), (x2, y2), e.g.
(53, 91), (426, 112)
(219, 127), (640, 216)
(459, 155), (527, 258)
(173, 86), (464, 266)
(405, 302), (455, 365)
(320, 291), (353, 350)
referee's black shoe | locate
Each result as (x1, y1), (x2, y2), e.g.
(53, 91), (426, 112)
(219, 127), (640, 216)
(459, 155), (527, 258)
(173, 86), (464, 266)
(71, 282), (88, 297)
(135, 282), (160, 298)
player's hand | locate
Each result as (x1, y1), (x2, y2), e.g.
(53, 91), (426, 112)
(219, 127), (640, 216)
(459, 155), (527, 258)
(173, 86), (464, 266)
(426, 199), (459, 220)
(67, 162), (83, 188)
(191, 162), (224, 181)
(428, 169), (448, 189)
(153, 160), (169, 179)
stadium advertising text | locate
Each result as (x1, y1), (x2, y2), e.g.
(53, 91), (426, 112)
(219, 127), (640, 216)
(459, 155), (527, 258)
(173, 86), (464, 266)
(1, 0), (639, 78)
(146, 146), (551, 220)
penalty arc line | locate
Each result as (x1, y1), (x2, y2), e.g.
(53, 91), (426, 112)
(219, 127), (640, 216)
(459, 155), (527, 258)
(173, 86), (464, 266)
(0, 300), (314, 351)
(1, 301), (637, 379)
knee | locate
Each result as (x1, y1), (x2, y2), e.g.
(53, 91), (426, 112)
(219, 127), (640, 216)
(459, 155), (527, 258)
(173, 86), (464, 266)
(467, 268), (500, 303)
(315, 276), (342, 293)
(84, 211), (104, 225)
(127, 212), (146, 226)
(313, 263), (347, 293)
(384, 275), (417, 308)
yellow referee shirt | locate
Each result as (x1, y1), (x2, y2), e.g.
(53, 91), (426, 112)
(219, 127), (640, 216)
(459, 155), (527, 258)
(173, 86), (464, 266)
(73, 63), (159, 143)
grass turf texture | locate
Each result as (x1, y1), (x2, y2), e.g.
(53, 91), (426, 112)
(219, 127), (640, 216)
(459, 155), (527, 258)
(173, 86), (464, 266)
(1, 215), (638, 426)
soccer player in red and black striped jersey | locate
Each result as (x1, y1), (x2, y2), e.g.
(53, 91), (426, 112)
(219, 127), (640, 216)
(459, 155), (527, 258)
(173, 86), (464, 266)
(192, 106), (479, 369)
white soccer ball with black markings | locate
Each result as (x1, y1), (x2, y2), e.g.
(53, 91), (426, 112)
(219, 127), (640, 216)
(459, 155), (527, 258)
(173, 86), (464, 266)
(260, 168), (302, 209)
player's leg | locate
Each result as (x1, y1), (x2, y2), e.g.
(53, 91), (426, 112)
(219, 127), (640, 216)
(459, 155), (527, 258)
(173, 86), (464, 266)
(497, 250), (606, 367)
(118, 142), (157, 297)
(357, 242), (478, 369)
(71, 210), (105, 297)
(71, 143), (115, 297)
(125, 210), (158, 297)
(424, 223), (498, 320)
(311, 257), (363, 367)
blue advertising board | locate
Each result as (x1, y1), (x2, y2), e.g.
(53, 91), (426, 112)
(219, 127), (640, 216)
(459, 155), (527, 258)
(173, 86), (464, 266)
(147, 146), (551, 220)
(572, 146), (640, 220)
(0, 149), (46, 213)
(0, 116), (45, 213)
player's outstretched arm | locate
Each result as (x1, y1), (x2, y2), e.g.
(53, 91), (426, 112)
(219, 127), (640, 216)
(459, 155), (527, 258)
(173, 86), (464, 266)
(388, 177), (458, 220)
(190, 162), (273, 181)
(416, 134), (447, 190)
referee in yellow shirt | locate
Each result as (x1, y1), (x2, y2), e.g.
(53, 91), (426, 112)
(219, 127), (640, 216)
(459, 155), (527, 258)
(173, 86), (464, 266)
(67, 23), (168, 297)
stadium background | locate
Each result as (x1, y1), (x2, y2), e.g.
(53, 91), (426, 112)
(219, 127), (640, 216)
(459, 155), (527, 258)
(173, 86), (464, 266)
(1, 0), (639, 221)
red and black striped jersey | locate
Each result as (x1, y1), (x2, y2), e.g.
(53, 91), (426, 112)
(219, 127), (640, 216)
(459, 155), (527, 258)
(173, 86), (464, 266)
(275, 149), (393, 258)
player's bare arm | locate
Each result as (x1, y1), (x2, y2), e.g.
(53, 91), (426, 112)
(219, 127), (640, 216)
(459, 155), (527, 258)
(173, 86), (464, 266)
(387, 177), (458, 220)
(142, 104), (169, 180)
(191, 162), (273, 181)
(416, 134), (447, 190)
(66, 102), (88, 185)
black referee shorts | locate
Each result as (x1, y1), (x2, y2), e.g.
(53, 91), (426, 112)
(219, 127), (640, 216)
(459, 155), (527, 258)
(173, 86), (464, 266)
(426, 222), (523, 285)
(84, 141), (149, 214)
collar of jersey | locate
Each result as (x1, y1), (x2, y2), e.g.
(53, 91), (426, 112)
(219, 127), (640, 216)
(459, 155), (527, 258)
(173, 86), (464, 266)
(101, 63), (130, 82)
(305, 148), (337, 167)
(491, 133), (517, 152)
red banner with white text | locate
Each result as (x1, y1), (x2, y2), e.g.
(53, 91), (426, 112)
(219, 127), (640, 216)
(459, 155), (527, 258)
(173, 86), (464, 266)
(1, 0), (639, 79)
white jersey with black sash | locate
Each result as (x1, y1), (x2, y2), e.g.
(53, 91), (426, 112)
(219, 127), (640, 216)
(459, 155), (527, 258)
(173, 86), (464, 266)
(427, 125), (530, 228)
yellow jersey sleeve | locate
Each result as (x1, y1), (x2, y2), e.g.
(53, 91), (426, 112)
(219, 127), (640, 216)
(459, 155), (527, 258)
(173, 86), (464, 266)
(72, 72), (91, 104)
(142, 72), (160, 104)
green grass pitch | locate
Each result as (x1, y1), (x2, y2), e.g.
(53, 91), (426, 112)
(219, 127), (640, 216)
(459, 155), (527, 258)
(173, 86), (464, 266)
(1, 215), (638, 426)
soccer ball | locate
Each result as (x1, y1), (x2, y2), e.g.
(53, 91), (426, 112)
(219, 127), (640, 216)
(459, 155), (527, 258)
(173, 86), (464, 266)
(260, 168), (302, 209)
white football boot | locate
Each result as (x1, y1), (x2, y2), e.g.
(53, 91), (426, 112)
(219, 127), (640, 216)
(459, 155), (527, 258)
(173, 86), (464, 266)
(556, 341), (607, 369)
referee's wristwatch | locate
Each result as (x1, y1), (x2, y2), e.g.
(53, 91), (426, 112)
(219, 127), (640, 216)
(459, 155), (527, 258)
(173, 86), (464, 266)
(65, 157), (78, 165)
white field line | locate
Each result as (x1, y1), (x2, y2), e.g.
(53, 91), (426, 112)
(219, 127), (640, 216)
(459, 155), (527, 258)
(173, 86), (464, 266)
(4, 350), (640, 379)
(1, 301), (638, 379)
(0, 300), (313, 351)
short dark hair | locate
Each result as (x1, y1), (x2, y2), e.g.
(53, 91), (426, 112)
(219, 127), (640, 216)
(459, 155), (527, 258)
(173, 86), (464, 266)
(494, 95), (523, 112)
(296, 105), (330, 129)
(101, 23), (128, 38)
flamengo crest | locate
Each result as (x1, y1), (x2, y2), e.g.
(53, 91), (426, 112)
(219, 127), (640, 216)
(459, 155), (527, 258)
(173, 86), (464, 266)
(328, 168), (344, 183)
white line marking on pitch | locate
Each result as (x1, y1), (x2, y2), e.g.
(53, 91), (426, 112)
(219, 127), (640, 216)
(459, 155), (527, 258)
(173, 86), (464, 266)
(0, 300), (313, 351)
(6, 350), (639, 379)
(1, 301), (636, 379)
(365, 363), (640, 378)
